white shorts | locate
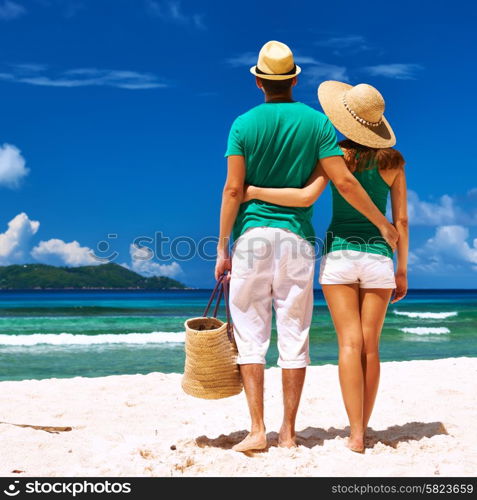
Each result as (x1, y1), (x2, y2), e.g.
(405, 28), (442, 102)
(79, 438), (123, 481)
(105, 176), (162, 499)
(319, 249), (396, 288)
(229, 227), (315, 369)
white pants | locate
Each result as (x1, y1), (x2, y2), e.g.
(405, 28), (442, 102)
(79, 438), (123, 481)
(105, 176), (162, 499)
(229, 227), (315, 369)
(319, 249), (396, 288)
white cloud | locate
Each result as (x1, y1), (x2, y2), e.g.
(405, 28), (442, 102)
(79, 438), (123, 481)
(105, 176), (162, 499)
(126, 243), (182, 277)
(146, 0), (205, 29)
(407, 190), (458, 225)
(9, 1), (84, 19)
(363, 63), (423, 80)
(467, 187), (477, 200)
(294, 56), (320, 64)
(191, 13), (205, 30)
(304, 62), (349, 82)
(225, 52), (256, 68)
(0, 65), (167, 90)
(399, 190), (477, 275)
(408, 251), (420, 266)
(412, 225), (477, 272)
(0, 144), (29, 188)
(315, 35), (370, 51)
(31, 239), (100, 266)
(0, 213), (99, 268)
(407, 190), (477, 226)
(0, 213), (39, 265)
(225, 52), (319, 67)
(226, 51), (348, 82)
(0, 214), (183, 274)
(11, 63), (48, 73)
(0, 1), (25, 20)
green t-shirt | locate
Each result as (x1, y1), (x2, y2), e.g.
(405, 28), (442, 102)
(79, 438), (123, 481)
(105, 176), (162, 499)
(225, 101), (343, 245)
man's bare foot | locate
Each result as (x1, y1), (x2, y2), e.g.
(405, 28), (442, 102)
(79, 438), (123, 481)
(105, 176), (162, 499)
(278, 427), (297, 448)
(232, 432), (267, 452)
(278, 437), (297, 448)
(347, 435), (365, 454)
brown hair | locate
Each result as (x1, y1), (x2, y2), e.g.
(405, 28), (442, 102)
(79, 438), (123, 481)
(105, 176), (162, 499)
(258, 76), (295, 96)
(339, 139), (405, 172)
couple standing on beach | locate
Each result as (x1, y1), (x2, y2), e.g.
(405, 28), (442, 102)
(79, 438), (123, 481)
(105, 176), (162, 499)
(215, 41), (409, 454)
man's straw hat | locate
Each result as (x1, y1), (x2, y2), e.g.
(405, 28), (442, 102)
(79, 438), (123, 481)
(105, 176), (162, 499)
(318, 81), (396, 148)
(250, 40), (301, 81)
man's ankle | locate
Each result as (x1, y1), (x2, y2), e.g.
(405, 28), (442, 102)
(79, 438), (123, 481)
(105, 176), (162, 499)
(250, 424), (266, 434)
(279, 424), (295, 436)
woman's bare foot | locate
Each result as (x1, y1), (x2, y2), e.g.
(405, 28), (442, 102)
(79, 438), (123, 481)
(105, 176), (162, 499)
(232, 432), (267, 452)
(347, 434), (365, 454)
(278, 426), (297, 448)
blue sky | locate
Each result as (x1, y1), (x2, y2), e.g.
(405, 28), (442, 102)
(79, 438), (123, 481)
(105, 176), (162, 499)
(0, 0), (476, 288)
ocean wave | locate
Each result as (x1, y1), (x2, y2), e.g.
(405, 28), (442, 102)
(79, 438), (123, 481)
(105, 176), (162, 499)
(393, 311), (457, 319)
(399, 327), (450, 335)
(0, 331), (185, 346)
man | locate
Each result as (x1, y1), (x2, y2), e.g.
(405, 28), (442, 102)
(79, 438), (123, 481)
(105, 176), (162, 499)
(215, 40), (398, 452)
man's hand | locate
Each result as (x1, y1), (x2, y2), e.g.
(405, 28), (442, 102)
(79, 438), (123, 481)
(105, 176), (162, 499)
(215, 249), (231, 281)
(379, 222), (399, 252)
(320, 156), (400, 248)
(242, 184), (254, 203)
(391, 271), (408, 303)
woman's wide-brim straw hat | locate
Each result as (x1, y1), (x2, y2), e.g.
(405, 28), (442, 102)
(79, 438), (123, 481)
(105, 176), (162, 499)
(318, 81), (396, 148)
(250, 40), (301, 80)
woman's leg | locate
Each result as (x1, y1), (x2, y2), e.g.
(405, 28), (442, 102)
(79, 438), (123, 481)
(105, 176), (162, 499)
(322, 283), (365, 452)
(359, 288), (393, 434)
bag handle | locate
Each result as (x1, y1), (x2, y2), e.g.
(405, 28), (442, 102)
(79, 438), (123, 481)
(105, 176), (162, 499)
(203, 273), (225, 317)
(222, 274), (233, 342)
(203, 272), (234, 342)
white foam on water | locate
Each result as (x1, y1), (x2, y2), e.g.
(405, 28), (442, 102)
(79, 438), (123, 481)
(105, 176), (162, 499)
(393, 311), (457, 319)
(399, 327), (451, 335)
(0, 331), (186, 346)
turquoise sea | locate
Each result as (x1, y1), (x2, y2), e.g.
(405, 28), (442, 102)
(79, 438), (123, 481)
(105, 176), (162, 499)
(0, 289), (476, 381)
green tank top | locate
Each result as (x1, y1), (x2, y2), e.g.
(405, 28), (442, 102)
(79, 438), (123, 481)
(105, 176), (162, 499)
(323, 164), (393, 259)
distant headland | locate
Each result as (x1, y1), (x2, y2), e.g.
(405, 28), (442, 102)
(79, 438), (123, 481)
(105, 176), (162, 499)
(0, 263), (188, 290)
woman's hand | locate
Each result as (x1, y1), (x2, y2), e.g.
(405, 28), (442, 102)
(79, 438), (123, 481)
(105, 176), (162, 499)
(242, 184), (255, 203)
(391, 271), (408, 303)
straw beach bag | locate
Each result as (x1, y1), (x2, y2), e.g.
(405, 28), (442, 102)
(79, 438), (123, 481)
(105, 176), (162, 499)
(182, 272), (242, 399)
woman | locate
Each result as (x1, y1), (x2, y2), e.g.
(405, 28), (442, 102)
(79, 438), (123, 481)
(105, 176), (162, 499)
(242, 82), (409, 453)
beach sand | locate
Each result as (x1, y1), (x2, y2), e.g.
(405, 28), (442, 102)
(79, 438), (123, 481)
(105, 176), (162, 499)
(0, 357), (476, 477)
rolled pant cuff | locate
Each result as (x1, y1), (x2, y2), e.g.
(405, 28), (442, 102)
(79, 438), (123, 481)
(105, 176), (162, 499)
(278, 359), (310, 369)
(237, 356), (266, 365)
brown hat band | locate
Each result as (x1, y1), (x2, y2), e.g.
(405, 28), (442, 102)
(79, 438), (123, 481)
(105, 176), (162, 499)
(255, 64), (297, 77)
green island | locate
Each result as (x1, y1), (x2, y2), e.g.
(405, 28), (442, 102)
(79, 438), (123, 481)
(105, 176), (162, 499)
(0, 263), (188, 290)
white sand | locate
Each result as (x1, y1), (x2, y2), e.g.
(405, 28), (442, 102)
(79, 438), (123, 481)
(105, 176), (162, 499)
(0, 357), (476, 477)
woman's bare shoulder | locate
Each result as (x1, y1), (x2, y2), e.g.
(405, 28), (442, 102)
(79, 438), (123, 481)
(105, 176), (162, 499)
(379, 165), (404, 186)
